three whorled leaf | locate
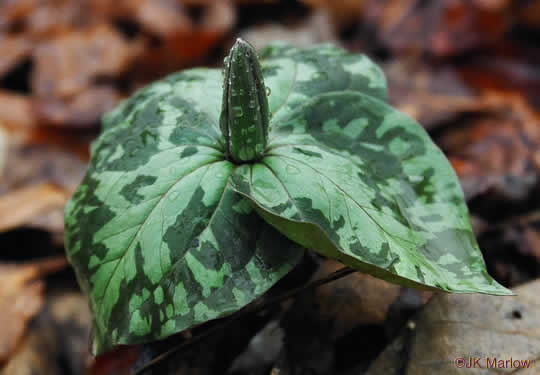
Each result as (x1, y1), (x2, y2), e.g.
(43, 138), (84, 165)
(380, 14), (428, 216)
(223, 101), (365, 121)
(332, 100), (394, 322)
(64, 69), (304, 354)
(65, 41), (511, 355)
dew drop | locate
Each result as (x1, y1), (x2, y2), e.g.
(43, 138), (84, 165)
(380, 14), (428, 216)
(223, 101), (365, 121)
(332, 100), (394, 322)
(231, 88), (238, 97)
(247, 125), (256, 132)
(248, 100), (256, 109)
(265, 86), (271, 96)
(286, 165), (300, 175)
(241, 129), (248, 136)
(311, 71), (329, 80)
(168, 191), (179, 201)
(233, 106), (243, 118)
(255, 144), (264, 153)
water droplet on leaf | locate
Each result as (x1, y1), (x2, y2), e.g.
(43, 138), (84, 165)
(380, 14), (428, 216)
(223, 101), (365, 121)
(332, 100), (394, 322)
(311, 71), (328, 80)
(265, 86), (271, 96)
(286, 165), (300, 175)
(233, 106), (243, 118)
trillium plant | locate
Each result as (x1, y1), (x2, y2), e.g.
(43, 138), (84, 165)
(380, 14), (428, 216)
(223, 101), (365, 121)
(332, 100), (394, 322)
(65, 39), (512, 355)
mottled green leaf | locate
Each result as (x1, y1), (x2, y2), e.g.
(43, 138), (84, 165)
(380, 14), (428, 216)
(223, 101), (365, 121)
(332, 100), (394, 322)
(259, 43), (388, 123)
(230, 91), (511, 295)
(65, 69), (303, 354)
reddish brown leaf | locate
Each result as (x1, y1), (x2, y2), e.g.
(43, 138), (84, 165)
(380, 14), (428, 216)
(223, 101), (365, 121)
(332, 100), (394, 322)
(0, 257), (67, 364)
(133, 1), (235, 79)
(443, 112), (539, 200)
(34, 85), (122, 128)
(439, 92), (540, 200)
(0, 183), (70, 233)
(0, 35), (32, 79)
(364, 0), (518, 57)
(0, 0), (38, 30)
(86, 347), (140, 375)
(385, 61), (487, 129)
(31, 24), (142, 98)
(0, 91), (36, 130)
(299, 0), (366, 25)
(367, 279), (540, 375)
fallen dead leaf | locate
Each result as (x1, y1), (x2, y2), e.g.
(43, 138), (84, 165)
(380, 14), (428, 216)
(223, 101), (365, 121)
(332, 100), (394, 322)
(278, 260), (415, 373)
(48, 292), (92, 375)
(0, 91), (36, 130)
(313, 260), (402, 333)
(87, 347), (140, 375)
(0, 183), (70, 233)
(0, 256), (67, 365)
(0, 35), (32, 79)
(299, 0), (366, 26)
(31, 24), (141, 98)
(519, 0), (540, 29)
(0, 127), (6, 178)
(34, 85), (122, 128)
(0, 0), (38, 30)
(364, 0), (518, 57)
(134, 0), (235, 80)
(0, 124), (87, 236)
(366, 279), (540, 375)
(129, 0), (193, 36)
(1, 129), (88, 194)
(441, 109), (540, 201)
(0, 314), (61, 375)
(385, 60), (486, 129)
(523, 226), (540, 263)
(23, 0), (101, 37)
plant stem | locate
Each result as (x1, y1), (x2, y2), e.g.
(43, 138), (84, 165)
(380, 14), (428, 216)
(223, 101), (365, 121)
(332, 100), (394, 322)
(132, 266), (356, 375)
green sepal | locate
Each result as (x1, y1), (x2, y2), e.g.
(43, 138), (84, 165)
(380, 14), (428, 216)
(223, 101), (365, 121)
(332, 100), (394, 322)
(220, 39), (269, 163)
